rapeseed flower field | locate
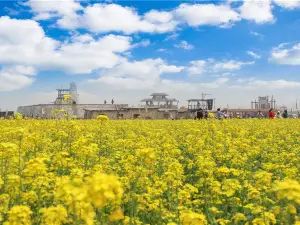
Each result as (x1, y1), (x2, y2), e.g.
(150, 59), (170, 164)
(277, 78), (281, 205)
(0, 118), (300, 225)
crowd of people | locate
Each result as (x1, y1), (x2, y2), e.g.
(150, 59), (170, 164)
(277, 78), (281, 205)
(194, 108), (299, 120)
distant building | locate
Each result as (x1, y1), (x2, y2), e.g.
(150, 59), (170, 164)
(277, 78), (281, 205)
(140, 93), (179, 109)
(55, 82), (78, 104)
(0, 111), (14, 118)
(187, 99), (214, 112)
(251, 96), (276, 110)
(17, 83), (127, 119)
(85, 93), (180, 120)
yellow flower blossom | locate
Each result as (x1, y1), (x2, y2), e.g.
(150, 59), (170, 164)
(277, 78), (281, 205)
(4, 206), (32, 225)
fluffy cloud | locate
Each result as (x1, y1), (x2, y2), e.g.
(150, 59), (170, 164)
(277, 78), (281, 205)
(239, 0), (274, 23)
(89, 58), (185, 90)
(232, 78), (300, 89)
(81, 4), (178, 34)
(187, 59), (254, 75)
(144, 10), (173, 23)
(273, 0), (300, 9)
(213, 60), (254, 71)
(24, 1), (281, 34)
(187, 60), (207, 75)
(174, 40), (194, 50)
(0, 16), (134, 74)
(269, 43), (300, 65)
(174, 3), (240, 27)
(24, 0), (82, 28)
(89, 58), (190, 90)
(0, 66), (36, 91)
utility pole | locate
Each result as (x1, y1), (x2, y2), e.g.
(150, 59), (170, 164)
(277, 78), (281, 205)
(201, 93), (212, 100)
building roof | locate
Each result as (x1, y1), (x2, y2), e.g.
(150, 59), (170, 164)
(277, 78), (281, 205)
(150, 93), (168, 96)
(141, 98), (178, 102)
(187, 99), (209, 102)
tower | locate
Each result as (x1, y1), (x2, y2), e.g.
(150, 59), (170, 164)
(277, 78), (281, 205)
(55, 82), (78, 104)
(70, 82), (78, 104)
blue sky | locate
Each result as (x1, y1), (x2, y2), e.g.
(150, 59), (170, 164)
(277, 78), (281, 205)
(0, 0), (300, 110)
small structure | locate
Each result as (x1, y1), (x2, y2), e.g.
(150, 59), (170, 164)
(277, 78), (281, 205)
(251, 96), (276, 110)
(140, 93), (179, 109)
(0, 111), (14, 118)
(55, 82), (78, 104)
(187, 99), (214, 112)
(186, 94), (214, 119)
(226, 108), (279, 118)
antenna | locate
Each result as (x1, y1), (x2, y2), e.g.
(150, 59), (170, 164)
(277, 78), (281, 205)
(202, 93), (212, 100)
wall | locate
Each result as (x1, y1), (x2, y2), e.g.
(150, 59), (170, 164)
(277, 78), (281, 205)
(17, 104), (128, 119)
(85, 108), (178, 120)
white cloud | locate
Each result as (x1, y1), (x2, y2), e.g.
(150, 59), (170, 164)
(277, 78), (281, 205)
(187, 60), (207, 75)
(71, 34), (94, 43)
(250, 31), (265, 39)
(89, 58), (185, 90)
(212, 60), (254, 71)
(159, 64), (185, 73)
(187, 59), (254, 75)
(174, 40), (194, 50)
(174, 3), (240, 27)
(81, 4), (178, 34)
(98, 58), (183, 79)
(24, 0), (82, 28)
(144, 10), (173, 23)
(273, 0), (300, 9)
(0, 65), (36, 91)
(164, 33), (179, 41)
(157, 48), (167, 52)
(24, 1), (279, 34)
(0, 16), (136, 74)
(232, 78), (300, 90)
(132, 39), (150, 48)
(247, 51), (261, 59)
(269, 43), (300, 65)
(239, 0), (274, 23)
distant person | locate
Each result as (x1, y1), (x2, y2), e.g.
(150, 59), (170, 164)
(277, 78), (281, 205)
(257, 111), (264, 119)
(268, 108), (275, 119)
(204, 111), (208, 119)
(276, 111), (281, 119)
(217, 108), (223, 120)
(282, 110), (288, 119)
(197, 109), (204, 119)
(223, 111), (228, 119)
